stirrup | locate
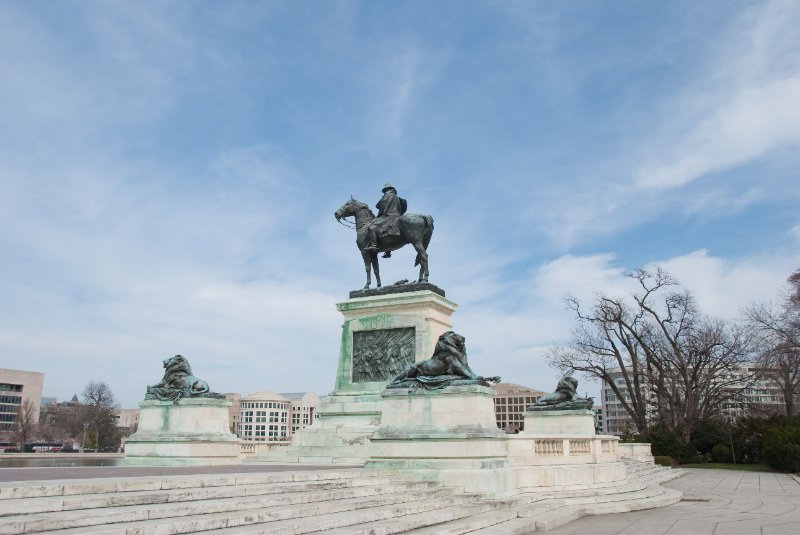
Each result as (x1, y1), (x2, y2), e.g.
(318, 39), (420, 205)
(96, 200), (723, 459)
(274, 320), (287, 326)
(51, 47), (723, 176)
(382, 251), (392, 258)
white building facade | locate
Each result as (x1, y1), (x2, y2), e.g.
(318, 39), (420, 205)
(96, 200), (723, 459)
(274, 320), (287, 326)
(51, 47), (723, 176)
(492, 383), (544, 433)
(236, 391), (320, 442)
(601, 364), (788, 436)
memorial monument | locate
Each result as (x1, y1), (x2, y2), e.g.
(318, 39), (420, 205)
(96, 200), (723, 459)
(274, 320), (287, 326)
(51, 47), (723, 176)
(124, 355), (240, 466)
(256, 185), (681, 514)
(259, 186), (450, 463)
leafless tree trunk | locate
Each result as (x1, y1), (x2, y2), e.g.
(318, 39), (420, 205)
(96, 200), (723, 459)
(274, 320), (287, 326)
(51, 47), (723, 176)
(81, 381), (121, 450)
(13, 400), (38, 450)
(745, 268), (800, 416)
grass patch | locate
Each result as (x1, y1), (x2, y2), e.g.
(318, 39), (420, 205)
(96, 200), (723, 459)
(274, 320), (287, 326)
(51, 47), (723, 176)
(677, 463), (779, 472)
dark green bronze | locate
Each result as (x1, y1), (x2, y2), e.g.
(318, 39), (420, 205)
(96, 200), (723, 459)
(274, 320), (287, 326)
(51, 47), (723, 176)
(387, 331), (500, 391)
(528, 375), (594, 411)
(144, 355), (225, 403)
(349, 281), (445, 299)
(335, 190), (434, 290)
(352, 327), (416, 383)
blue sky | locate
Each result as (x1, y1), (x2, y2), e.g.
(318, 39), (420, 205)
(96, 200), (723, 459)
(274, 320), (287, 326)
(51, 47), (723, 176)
(1, 1), (798, 407)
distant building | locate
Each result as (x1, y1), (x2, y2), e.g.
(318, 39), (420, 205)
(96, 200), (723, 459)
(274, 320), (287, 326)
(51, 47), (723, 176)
(40, 396), (58, 407)
(0, 368), (44, 442)
(492, 383), (544, 433)
(236, 391), (320, 442)
(601, 364), (789, 435)
(238, 391), (291, 442)
(281, 392), (320, 435)
(115, 408), (141, 435)
(224, 393), (241, 433)
(593, 407), (604, 434)
(601, 368), (642, 436)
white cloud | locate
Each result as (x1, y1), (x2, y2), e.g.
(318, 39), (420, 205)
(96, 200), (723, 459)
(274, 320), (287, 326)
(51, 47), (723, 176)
(636, 77), (800, 189)
(654, 249), (799, 317)
(518, 0), (800, 247)
(635, 1), (800, 190)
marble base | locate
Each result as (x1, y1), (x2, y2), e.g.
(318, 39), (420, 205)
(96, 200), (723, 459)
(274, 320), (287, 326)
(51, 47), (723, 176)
(367, 385), (517, 497)
(253, 289), (458, 464)
(123, 398), (240, 466)
(524, 409), (597, 436)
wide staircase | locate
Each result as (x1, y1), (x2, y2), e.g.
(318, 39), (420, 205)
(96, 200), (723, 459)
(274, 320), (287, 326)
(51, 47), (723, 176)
(0, 461), (683, 534)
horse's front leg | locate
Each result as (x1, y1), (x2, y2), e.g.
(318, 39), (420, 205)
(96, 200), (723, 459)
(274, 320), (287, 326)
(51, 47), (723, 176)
(371, 254), (381, 288)
(413, 242), (429, 283)
(361, 250), (372, 289)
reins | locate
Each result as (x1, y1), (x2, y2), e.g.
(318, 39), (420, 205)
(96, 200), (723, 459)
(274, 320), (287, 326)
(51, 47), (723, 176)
(337, 217), (357, 229)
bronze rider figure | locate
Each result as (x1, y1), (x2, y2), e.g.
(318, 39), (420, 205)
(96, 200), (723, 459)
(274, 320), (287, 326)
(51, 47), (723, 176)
(364, 183), (408, 258)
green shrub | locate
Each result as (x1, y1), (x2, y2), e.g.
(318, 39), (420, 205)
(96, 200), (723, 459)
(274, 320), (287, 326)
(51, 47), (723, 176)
(653, 456), (673, 467)
(760, 420), (800, 473)
(691, 420), (728, 456)
(641, 424), (697, 464)
(711, 443), (733, 463)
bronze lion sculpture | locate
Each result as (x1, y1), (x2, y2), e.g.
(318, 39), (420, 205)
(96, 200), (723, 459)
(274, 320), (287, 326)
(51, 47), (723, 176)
(388, 331), (500, 390)
(144, 355), (222, 402)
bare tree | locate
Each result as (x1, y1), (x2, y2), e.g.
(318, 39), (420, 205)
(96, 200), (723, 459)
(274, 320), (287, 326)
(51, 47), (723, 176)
(81, 381), (118, 410)
(547, 291), (652, 433)
(745, 268), (800, 416)
(548, 267), (751, 440)
(13, 400), (38, 450)
(81, 381), (121, 450)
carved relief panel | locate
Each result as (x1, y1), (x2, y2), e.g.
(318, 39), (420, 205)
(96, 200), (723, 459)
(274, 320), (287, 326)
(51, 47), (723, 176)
(352, 327), (415, 383)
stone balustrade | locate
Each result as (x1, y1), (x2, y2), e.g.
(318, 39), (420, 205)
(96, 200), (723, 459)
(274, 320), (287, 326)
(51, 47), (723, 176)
(239, 441), (290, 457)
(508, 434), (619, 466)
(618, 442), (654, 463)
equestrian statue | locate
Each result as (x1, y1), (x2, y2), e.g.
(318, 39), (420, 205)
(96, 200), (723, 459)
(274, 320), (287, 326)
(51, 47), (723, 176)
(335, 184), (434, 290)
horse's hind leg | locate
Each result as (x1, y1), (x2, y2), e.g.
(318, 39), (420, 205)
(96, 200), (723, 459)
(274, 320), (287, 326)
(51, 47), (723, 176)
(412, 241), (428, 283)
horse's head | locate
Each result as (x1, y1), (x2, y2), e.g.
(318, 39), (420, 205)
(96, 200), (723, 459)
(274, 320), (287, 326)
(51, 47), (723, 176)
(334, 197), (366, 221)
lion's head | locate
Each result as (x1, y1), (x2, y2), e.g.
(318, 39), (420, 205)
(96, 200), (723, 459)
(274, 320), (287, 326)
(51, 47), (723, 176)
(433, 331), (467, 365)
(163, 354), (192, 375)
(555, 375), (578, 397)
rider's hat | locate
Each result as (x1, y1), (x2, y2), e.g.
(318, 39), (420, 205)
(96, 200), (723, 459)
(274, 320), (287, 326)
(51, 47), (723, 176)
(382, 183), (397, 193)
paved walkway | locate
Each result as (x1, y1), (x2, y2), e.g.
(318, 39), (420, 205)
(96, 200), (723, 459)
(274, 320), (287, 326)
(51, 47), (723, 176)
(548, 468), (800, 535)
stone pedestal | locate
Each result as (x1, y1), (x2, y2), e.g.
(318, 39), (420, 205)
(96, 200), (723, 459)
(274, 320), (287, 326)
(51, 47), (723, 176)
(367, 385), (517, 498)
(524, 409), (597, 436)
(123, 398), (240, 466)
(255, 287), (457, 464)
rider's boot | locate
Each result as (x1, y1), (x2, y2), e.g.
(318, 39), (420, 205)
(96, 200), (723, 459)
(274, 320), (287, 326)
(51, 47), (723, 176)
(364, 229), (378, 252)
(382, 251), (392, 258)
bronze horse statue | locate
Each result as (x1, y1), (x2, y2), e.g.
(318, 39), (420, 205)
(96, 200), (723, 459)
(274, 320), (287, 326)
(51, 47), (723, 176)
(335, 197), (434, 289)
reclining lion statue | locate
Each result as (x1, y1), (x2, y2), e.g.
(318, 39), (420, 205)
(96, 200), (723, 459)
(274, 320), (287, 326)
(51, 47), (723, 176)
(387, 331), (500, 391)
(144, 355), (224, 403)
(529, 375), (593, 411)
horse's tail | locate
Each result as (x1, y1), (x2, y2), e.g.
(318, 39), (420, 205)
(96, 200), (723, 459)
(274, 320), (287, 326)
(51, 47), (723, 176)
(414, 216), (434, 266)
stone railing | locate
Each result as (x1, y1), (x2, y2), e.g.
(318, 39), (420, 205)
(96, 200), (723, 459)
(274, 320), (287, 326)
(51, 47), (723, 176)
(239, 441), (290, 457)
(617, 442), (654, 463)
(508, 435), (620, 466)
(534, 439), (563, 456)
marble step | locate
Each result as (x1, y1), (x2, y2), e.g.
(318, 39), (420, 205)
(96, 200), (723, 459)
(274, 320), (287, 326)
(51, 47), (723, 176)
(520, 481), (647, 500)
(316, 502), (513, 535)
(529, 486), (683, 531)
(0, 469), (398, 501)
(48, 492), (484, 535)
(0, 476), (400, 517)
(1, 483), (446, 534)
